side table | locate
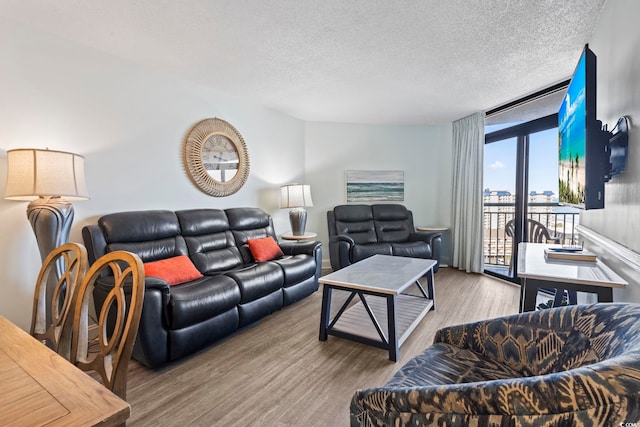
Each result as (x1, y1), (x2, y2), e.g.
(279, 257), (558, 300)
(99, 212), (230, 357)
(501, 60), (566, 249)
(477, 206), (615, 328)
(416, 226), (448, 233)
(280, 231), (317, 241)
(417, 226), (449, 267)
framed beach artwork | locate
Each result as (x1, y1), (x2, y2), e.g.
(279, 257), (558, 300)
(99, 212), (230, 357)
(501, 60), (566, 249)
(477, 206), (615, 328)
(346, 170), (404, 202)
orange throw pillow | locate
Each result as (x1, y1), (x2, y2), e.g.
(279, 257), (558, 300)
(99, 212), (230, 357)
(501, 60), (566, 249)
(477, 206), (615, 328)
(247, 237), (284, 262)
(143, 255), (203, 286)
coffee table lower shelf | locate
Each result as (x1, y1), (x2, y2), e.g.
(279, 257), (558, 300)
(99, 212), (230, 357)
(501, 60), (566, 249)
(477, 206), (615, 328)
(324, 293), (433, 361)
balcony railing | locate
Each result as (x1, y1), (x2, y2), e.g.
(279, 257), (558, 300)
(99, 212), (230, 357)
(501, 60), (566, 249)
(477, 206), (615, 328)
(483, 202), (580, 269)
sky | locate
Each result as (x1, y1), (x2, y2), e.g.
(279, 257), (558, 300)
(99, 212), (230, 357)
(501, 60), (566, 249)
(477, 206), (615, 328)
(484, 126), (559, 195)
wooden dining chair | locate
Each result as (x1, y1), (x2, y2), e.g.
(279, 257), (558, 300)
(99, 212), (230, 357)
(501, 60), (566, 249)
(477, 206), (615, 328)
(65, 250), (144, 401)
(30, 242), (88, 355)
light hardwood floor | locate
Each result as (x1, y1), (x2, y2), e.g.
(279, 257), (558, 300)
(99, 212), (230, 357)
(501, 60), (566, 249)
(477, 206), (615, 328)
(125, 268), (520, 426)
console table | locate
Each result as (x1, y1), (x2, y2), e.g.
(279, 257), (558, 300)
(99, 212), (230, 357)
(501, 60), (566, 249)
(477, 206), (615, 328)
(0, 315), (130, 426)
(517, 243), (627, 312)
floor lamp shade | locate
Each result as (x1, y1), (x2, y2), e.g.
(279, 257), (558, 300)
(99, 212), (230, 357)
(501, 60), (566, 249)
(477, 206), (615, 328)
(280, 184), (313, 236)
(4, 148), (89, 261)
(4, 149), (89, 201)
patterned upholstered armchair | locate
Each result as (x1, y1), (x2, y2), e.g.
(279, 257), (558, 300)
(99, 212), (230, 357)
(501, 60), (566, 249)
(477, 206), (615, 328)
(351, 303), (640, 426)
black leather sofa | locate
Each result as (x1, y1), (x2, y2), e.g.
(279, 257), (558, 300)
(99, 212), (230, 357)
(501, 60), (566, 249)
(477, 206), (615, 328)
(327, 204), (441, 272)
(82, 207), (322, 368)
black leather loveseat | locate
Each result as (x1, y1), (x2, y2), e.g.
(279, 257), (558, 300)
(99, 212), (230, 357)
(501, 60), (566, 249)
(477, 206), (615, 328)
(82, 207), (322, 368)
(327, 204), (441, 272)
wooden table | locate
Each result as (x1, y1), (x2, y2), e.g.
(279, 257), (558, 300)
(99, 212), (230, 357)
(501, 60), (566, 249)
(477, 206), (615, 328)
(517, 243), (628, 312)
(318, 255), (436, 361)
(0, 315), (130, 426)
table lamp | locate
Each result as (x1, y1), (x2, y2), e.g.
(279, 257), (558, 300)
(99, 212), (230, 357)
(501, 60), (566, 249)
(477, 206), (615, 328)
(4, 148), (89, 262)
(280, 184), (313, 236)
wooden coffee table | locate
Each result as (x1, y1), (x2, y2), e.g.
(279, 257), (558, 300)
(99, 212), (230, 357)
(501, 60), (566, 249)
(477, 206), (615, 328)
(318, 254), (436, 361)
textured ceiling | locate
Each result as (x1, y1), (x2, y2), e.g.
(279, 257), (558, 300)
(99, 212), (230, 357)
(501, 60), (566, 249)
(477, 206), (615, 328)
(0, 0), (608, 125)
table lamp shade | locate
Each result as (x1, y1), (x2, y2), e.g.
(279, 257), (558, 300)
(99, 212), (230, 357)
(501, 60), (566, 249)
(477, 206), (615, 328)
(280, 184), (312, 236)
(4, 149), (89, 201)
(280, 184), (313, 208)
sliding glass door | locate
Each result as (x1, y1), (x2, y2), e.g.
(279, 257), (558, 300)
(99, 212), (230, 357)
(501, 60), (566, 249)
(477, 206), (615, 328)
(483, 137), (518, 277)
(483, 115), (564, 282)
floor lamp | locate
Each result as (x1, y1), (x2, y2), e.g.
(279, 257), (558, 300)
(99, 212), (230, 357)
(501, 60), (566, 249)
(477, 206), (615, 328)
(280, 184), (313, 236)
(4, 148), (89, 262)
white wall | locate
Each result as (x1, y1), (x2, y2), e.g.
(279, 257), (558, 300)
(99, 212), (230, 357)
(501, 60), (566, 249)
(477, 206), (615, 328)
(0, 17), (456, 329)
(305, 121), (453, 268)
(0, 17), (306, 329)
(578, 0), (640, 302)
(580, 0), (640, 256)
(4, 0), (638, 330)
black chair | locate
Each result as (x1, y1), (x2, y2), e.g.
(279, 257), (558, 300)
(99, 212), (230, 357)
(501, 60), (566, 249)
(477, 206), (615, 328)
(327, 204), (441, 272)
(506, 218), (576, 306)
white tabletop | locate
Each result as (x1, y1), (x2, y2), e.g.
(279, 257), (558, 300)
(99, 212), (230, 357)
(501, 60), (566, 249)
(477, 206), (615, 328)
(517, 243), (627, 288)
(319, 254), (436, 295)
(416, 226), (448, 232)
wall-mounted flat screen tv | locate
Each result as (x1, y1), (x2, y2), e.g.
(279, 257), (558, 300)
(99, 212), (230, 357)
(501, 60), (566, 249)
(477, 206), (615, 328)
(558, 44), (608, 210)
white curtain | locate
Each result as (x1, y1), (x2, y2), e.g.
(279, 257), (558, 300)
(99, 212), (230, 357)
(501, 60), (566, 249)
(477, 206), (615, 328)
(451, 112), (484, 273)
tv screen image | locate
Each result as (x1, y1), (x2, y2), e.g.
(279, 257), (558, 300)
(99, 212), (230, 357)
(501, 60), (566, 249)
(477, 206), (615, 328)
(558, 50), (588, 206)
(558, 45), (605, 210)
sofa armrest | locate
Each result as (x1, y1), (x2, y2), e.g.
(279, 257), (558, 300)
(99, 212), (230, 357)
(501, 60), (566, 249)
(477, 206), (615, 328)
(279, 239), (322, 256)
(82, 224), (107, 265)
(279, 239), (323, 280)
(329, 235), (356, 270)
(330, 234), (356, 246)
(410, 231), (441, 245)
(93, 276), (172, 368)
(96, 275), (171, 294)
(350, 365), (618, 426)
(95, 275), (171, 328)
(410, 231), (442, 271)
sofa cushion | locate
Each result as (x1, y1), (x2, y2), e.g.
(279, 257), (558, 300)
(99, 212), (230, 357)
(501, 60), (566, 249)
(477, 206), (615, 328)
(371, 204), (410, 221)
(247, 237), (284, 262)
(99, 210), (188, 261)
(176, 209), (244, 274)
(238, 289), (284, 327)
(333, 205), (377, 244)
(176, 208), (229, 236)
(143, 255), (203, 286)
(391, 242), (431, 259)
(271, 255), (317, 286)
(168, 275), (241, 330)
(100, 210), (179, 242)
(225, 262), (284, 303)
(226, 207), (278, 263)
(352, 243), (392, 262)
(372, 204), (413, 243)
(385, 342), (522, 388)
